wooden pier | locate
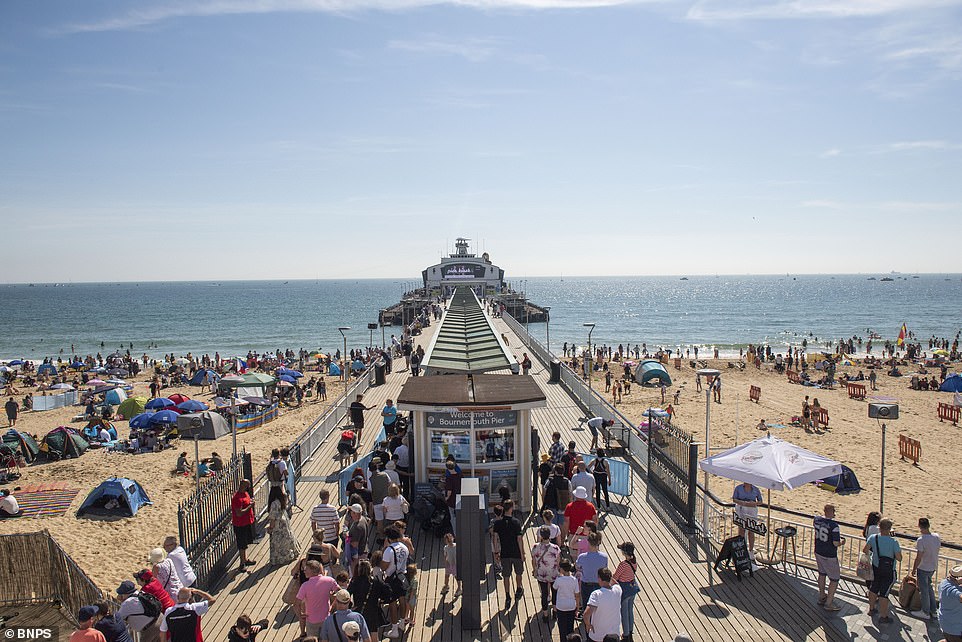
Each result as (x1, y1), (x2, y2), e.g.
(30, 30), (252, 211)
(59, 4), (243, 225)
(200, 314), (934, 642)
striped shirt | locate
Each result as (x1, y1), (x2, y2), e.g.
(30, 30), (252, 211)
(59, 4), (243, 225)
(310, 503), (340, 543)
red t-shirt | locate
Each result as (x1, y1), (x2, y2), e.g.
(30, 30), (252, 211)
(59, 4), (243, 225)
(143, 579), (176, 610)
(231, 492), (254, 527)
(563, 499), (596, 532)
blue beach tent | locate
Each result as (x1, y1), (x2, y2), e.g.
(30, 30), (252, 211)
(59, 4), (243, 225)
(104, 388), (127, 405)
(37, 363), (57, 375)
(189, 369), (218, 386)
(634, 359), (673, 386)
(817, 465), (862, 495)
(77, 477), (152, 518)
(328, 362), (342, 377)
(940, 374), (962, 393)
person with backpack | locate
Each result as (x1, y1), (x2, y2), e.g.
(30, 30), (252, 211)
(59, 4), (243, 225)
(541, 464), (572, 528)
(864, 518), (903, 624)
(266, 448), (288, 507)
(115, 579), (164, 642)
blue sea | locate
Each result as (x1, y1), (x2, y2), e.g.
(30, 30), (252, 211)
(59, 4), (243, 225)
(1, 275), (960, 361)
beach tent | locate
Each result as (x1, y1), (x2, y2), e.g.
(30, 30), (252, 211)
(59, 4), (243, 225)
(117, 396), (148, 419)
(176, 411), (230, 440)
(77, 477), (152, 518)
(634, 359), (672, 386)
(37, 363), (57, 376)
(817, 465), (863, 494)
(189, 369), (218, 386)
(328, 362), (342, 377)
(940, 374), (962, 393)
(2, 429), (40, 463)
(219, 372), (276, 399)
(39, 427), (89, 461)
(167, 393), (191, 405)
(104, 388), (127, 405)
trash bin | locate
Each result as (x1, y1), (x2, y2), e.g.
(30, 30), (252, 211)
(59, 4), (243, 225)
(373, 363), (386, 386)
(549, 359), (561, 384)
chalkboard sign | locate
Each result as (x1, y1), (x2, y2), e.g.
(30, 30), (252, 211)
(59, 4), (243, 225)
(714, 535), (753, 580)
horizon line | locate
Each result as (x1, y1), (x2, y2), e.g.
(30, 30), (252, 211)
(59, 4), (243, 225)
(2, 272), (959, 286)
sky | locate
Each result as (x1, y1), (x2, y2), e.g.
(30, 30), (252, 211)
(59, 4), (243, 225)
(1, 0), (961, 282)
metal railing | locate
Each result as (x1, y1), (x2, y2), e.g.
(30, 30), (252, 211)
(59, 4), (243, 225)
(502, 312), (962, 586)
(501, 312), (649, 464)
(177, 451), (247, 589)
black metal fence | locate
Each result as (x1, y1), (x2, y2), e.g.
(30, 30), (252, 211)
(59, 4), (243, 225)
(647, 414), (698, 528)
(177, 451), (249, 589)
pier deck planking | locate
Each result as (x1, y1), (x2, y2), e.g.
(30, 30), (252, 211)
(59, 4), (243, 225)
(201, 315), (925, 642)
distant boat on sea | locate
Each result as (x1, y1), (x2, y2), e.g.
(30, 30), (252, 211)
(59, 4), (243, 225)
(868, 277), (876, 281)
(881, 277), (894, 282)
(680, 277), (689, 281)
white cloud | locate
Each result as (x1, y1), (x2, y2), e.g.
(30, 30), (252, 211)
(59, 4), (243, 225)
(388, 36), (505, 62)
(877, 140), (962, 152)
(820, 148), (842, 158)
(52, 0), (658, 34)
(686, 0), (959, 21)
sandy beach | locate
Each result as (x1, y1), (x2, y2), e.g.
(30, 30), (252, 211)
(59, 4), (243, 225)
(2, 350), (960, 594)
(594, 356), (962, 546)
(1, 372), (338, 590)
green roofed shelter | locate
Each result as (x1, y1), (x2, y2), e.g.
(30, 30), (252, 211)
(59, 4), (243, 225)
(422, 286), (514, 375)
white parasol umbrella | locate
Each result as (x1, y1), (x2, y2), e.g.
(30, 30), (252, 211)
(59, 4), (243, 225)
(699, 433), (842, 559)
(699, 433), (841, 491)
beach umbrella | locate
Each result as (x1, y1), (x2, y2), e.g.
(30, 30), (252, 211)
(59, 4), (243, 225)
(8, 360), (24, 366)
(146, 409), (180, 426)
(70, 361), (84, 369)
(106, 379), (127, 385)
(167, 393), (191, 405)
(176, 400), (208, 412)
(108, 352), (124, 359)
(0, 366), (10, 373)
(50, 383), (74, 390)
(277, 380), (293, 388)
(88, 366), (107, 373)
(278, 374), (296, 383)
(87, 379), (107, 386)
(90, 384), (119, 394)
(277, 368), (303, 378)
(107, 368), (129, 377)
(933, 349), (949, 356)
(242, 396), (272, 407)
(700, 433), (842, 557)
(129, 412), (155, 429)
(699, 433), (841, 491)
(145, 398), (175, 410)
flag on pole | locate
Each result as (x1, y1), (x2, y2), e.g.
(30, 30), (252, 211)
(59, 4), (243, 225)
(897, 324), (907, 347)
(235, 358), (247, 374)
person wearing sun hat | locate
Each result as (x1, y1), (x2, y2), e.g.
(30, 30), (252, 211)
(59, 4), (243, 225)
(69, 606), (105, 642)
(939, 565), (962, 642)
(149, 547), (183, 603)
(563, 485), (597, 548)
(319, 589), (370, 642)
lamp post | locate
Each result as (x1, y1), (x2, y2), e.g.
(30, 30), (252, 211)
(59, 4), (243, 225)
(544, 306), (551, 355)
(583, 323), (596, 416)
(337, 327), (350, 390)
(697, 368), (720, 532)
(380, 310), (386, 349)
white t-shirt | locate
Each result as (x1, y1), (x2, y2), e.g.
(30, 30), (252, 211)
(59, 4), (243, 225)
(394, 444), (410, 468)
(553, 575), (579, 611)
(167, 546), (197, 587)
(0, 495), (19, 515)
(587, 584), (622, 642)
(384, 541), (409, 577)
(544, 522), (561, 541)
(382, 495), (408, 521)
(916, 533), (941, 573)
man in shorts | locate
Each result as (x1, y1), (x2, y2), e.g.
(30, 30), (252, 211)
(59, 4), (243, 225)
(813, 504), (845, 611)
(732, 481), (763, 554)
(492, 499), (525, 607)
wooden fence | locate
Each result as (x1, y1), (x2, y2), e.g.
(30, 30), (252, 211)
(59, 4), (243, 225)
(786, 369), (800, 384)
(0, 531), (107, 625)
(812, 407), (830, 429)
(749, 385), (761, 403)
